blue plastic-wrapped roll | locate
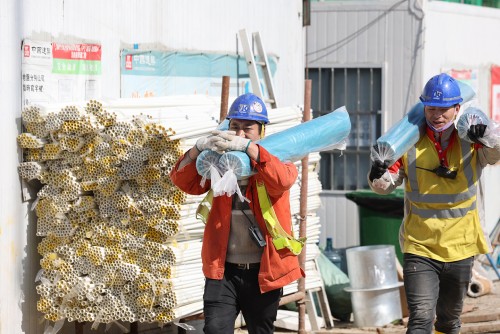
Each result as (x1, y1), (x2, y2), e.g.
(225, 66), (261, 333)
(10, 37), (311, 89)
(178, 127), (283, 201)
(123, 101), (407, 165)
(458, 80), (476, 103)
(457, 107), (499, 148)
(374, 80), (476, 165)
(195, 150), (223, 185)
(193, 119), (230, 181)
(218, 151), (253, 178)
(373, 102), (425, 165)
(217, 106), (351, 179)
(217, 119), (229, 131)
(457, 107), (490, 141)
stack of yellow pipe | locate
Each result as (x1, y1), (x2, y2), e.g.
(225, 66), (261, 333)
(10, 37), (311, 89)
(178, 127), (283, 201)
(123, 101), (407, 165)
(17, 97), (325, 329)
(18, 100), (207, 325)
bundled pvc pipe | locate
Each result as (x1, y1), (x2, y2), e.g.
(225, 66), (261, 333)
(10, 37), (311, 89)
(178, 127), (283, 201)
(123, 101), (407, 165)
(467, 268), (493, 298)
(373, 81), (476, 165)
(21, 96), (324, 329)
(457, 107), (500, 148)
(195, 150), (223, 186)
(197, 106), (351, 181)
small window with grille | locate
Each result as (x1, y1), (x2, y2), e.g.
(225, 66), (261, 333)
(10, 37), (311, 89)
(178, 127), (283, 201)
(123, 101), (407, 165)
(307, 67), (382, 191)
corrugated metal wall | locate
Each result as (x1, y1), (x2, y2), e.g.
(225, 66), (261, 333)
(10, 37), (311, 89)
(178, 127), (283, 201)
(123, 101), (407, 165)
(307, 0), (424, 130)
(2, 1), (306, 333)
(309, 0), (500, 249)
(307, 0), (424, 249)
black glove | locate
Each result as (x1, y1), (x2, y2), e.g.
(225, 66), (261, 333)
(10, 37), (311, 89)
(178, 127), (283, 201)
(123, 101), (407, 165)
(467, 124), (487, 144)
(369, 159), (389, 182)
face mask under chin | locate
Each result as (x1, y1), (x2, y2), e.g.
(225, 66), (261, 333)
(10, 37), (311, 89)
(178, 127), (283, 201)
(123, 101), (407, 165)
(426, 119), (455, 133)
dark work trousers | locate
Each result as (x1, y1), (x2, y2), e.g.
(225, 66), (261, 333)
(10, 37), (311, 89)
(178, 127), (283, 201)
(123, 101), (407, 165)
(403, 253), (474, 334)
(203, 264), (282, 334)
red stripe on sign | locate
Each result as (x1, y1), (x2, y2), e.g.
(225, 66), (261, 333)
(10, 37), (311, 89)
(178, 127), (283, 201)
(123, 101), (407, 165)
(491, 66), (500, 122)
(125, 54), (133, 70)
(52, 43), (101, 61)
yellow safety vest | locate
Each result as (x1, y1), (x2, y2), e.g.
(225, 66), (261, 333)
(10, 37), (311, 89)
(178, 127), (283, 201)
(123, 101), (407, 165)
(401, 135), (489, 261)
(196, 182), (306, 255)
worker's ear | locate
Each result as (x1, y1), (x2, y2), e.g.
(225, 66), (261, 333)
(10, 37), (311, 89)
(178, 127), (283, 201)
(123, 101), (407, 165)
(453, 104), (460, 120)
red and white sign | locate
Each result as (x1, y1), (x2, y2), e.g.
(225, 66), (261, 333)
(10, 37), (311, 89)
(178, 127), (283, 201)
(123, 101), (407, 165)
(52, 43), (101, 61)
(491, 66), (500, 123)
(125, 54), (133, 70)
(449, 69), (473, 81)
(445, 68), (479, 95)
(21, 39), (102, 107)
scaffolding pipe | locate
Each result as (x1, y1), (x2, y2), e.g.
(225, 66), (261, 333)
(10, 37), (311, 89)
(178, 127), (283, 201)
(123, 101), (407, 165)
(297, 79), (312, 334)
(279, 291), (305, 306)
(220, 76), (230, 121)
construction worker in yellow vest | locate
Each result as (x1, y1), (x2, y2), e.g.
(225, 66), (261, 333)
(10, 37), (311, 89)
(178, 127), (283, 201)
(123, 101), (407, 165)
(170, 93), (304, 334)
(368, 73), (500, 334)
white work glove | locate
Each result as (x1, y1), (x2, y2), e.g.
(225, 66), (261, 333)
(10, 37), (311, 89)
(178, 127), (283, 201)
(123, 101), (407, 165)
(213, 130), (252, 153)
(195, 134), (223, 152)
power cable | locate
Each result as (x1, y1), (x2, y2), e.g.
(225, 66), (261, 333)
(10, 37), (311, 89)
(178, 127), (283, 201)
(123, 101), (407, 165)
(306, 0), (407, 64)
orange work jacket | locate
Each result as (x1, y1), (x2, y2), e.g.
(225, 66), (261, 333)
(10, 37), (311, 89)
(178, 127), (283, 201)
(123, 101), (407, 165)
(170, 145), (305, 293)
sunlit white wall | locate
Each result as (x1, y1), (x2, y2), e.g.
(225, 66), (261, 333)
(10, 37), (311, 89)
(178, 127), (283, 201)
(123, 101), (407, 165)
(1, 1), (306, 333)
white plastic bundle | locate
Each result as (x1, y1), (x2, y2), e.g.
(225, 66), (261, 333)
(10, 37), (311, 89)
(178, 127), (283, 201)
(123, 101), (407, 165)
(373, 80), (476, 165)
(457, 107), (500, 148)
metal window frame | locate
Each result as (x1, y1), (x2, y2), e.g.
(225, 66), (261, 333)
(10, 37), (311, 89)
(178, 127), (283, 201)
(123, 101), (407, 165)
(308, 67), (382, 191)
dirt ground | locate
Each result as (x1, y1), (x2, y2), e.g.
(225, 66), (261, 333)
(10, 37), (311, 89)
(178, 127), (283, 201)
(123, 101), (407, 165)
(236, 280), (500, 334)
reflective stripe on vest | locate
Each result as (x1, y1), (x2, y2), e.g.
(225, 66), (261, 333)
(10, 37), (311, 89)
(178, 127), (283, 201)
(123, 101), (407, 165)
(196, 189), (214, 224)
(256, 182), (305, 255)
(406, 135), (476, 218)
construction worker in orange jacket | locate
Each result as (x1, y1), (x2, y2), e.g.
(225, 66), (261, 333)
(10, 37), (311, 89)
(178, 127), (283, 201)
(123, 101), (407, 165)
(170, 93), (304, 334)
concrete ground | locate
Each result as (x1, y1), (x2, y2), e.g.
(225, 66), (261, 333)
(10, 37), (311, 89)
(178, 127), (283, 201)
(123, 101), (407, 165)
(235, 280), (500, 334)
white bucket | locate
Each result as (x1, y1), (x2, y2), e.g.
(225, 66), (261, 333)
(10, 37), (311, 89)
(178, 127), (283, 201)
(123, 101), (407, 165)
(345, 245), (403, 327)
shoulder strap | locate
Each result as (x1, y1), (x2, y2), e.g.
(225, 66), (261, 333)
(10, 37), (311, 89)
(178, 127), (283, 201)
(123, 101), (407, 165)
(195, 184), (307, 256)
(196, 189), (214, 224)
(256, 181), (306, 255)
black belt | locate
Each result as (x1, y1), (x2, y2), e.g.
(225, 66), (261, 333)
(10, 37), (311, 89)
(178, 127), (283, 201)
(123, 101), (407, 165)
(225, 262), (260, 270)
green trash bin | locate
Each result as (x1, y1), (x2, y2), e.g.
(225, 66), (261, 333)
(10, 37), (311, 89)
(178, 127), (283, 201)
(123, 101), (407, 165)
(346, 189), (405, 264)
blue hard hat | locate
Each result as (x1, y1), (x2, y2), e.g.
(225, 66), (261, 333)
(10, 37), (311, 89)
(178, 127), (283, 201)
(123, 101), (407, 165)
(419, 73), (463, 107)
(227, 93), (269, 124)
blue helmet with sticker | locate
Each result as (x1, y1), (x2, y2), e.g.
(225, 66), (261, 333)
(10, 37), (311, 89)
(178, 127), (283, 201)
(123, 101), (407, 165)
(419, 73), (463, 107)
(227, 93), (269, 124)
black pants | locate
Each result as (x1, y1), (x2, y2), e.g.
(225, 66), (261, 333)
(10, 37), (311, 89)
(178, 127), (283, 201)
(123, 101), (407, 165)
(203, 264), (282, 334)
(403, 254), (473, 334)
